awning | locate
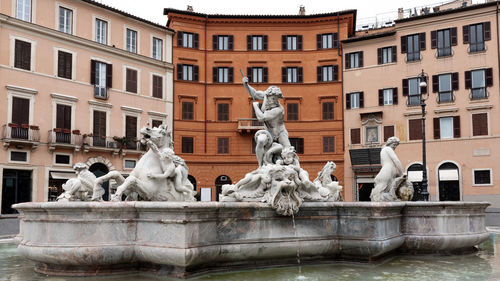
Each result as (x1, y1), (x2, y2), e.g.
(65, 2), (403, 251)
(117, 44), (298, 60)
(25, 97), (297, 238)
(50, 172), (76, 180)
(407, 171), (423, 182)
(439, 169), (459, 181)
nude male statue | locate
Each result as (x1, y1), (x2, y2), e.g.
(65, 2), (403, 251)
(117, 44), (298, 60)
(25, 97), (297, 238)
(243, 77), (291, 166)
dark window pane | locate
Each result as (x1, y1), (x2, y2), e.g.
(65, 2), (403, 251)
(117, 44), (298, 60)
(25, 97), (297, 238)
(322, 102), (334, 120)
(182, 137), (194, 153)
(217, 103), (229, 121)
(474, 170), (491, 185)
(182, 102), (194, 120)
(10, 151), (27, 162)
(289, 138), (304, 154)
(55, 154), (70, 164)
(323, 137), (335, 153)
(217, 137), (229, 154)
(287, 103), (299, 121)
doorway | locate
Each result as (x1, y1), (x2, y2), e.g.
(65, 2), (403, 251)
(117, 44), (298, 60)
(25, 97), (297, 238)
(2, 169), (32, 214)
(215, 175), (232, 201)
(438, 162), (460, 201)
(358, 182), (374, 201)
(89, 163), (109, 201)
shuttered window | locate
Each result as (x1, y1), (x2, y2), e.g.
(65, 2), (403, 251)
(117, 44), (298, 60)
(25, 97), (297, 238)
(217, 103), (229, 121)
(125, 68), (138, 93)
(322, 102), (334, 120)
(217, 138), (229, 154)
(247, 67), (268, 83)
(152, 75), (163, 98)
(182, 102), (194, 120)
(57, 51), (72, 79)
(91, 60), (112, 98)
(317, 65), (338, 82)
(287, 103), (299, 121)
(125, 116), (137, 149)
(11, 97), (29, 125)
(177, 64), (199, 81)
(350, 128), (361, 144)
(289, 138), (304, 154)
(282, 67), (303, 83)
(282, 35), (302, 50)
(323, 137), (335, 153)
(383, 125), (395, 142)
(401, 33), (425, 62)
(151, 120), (163, 128)
(377, 46), (397, 64)
(247, 35), (268, 50)
(433, 116), (461, 139)
(93, 110), (106, 147)
(14, 39), (31, 70)
(213, 67), (234, 83)
(464, 22), (490, 52)
(213, 35), (233, 50)
(316, 33), (338, 49)
(345, 52), (363, 69)
(177, 31), (199, 48)
(182, 137), (194, 153)
(472, 113), (488, 136)
(408, 119), (422, 140)
(56, 104), (71, 130)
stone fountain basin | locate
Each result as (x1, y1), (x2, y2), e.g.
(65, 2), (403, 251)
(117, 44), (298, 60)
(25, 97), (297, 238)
(13, 201), (489, 278)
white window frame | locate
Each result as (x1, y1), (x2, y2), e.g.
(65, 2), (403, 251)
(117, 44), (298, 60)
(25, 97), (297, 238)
(382, 47), (393, 64)
(88, 100), (112, 138)
(408, 77), (421, 106)
(122, 65), (141, 94)
(182, 65), (193, 81)
(286, 36), (297, 50)
(152, 36), (163, 60)
(252, 67), (263, 83)
(14, 0), (36, 22)
(349, 52), (359, 68)
(383, 88), (393, 105)
(322, 33), (333, 49)
(51, 93), (77, 133)
(322, 65), (334, 82)
(350, 92), (360, 109)
(123, 159), (137, 170)
(9, 35), (36, 72)
(217, 35), (230, 50)
(53, 152), (72, 167)
(52, 47), (76, 80)
(8, 149), (30, 163)
(148, 111), (167, 128)
(472, 168), (493, 186)
(182, 32), (194, 48)
(121, 106), (142, 143)
(439, 116), (454, 139)
(56, 3), (75, 35)
(6, 85), (37, 125)
(125, 27), (139, 53)
(92, 15), (110, 45)
(150, 72), (165, 99)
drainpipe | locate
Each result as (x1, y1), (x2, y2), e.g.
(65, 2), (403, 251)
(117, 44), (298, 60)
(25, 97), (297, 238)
(204, 15), (208, 153)
(496, 1), (499, 91)
(171, 31), (175, 140)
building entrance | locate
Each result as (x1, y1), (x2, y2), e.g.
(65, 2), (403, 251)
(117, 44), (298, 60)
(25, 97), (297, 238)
(1, 169), (32, 214)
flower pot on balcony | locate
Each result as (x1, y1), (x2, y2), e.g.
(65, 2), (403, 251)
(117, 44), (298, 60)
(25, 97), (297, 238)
(30, 125), (39, 130)
(8, 123), (18, 128)
(54, 128), (63, 133)
(72, 130), (81, 135)
(63, 129), (71, 134)
(21, 124), (29, 129)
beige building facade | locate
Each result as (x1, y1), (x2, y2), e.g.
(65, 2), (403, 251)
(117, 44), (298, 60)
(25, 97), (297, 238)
(342, 2), (500, 207)
(0, 0), (173, 215)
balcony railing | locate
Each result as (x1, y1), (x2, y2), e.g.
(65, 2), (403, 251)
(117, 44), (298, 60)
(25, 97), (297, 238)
(1, 123), (40, 149)
(237, 118), (265, 133)
(82, 135), (145, 155)
(48, 129), (83, 151)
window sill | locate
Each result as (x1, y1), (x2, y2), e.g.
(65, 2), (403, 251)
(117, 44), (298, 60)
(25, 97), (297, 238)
(377, 62), (397, 66)
(472, 184), (493, 187)
(468, 49), (487, 55)
(469, 98), (489, 103)
(405, 59), (421, 64)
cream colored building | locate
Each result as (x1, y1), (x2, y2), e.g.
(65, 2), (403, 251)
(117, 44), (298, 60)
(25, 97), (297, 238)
(0, 0), (173, 215)
(342, 2), (500, 208)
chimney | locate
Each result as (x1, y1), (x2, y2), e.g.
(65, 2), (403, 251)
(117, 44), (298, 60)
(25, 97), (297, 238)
(397, 8), (404, 19)
(299, 5), (305, 15)
(187, 5), (193, 12)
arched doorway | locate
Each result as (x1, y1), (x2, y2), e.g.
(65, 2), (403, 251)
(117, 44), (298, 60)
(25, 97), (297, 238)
(407, 163), (423, 201)
(188, 175), (199, 201)
(89, 163), (109, 201)
(438, 162), (460, 201)
(215, 175), (232, 201)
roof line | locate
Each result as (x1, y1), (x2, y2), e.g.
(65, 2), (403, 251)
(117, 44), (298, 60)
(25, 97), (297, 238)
(342, 30), (396, 43)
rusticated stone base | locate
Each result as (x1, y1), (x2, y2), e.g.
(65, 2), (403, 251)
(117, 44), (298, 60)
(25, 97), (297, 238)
(13, 201), (489, 278)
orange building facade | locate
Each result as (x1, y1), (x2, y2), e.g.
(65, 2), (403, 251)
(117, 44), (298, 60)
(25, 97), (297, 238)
(164, 9), (355, 201)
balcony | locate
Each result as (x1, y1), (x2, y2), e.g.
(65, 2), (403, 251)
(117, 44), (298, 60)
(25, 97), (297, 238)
(48, 129), (83, 152)
(237, 118), (264, 134)
(349, 148), (382, 173)
(1, 123), (40, 150)
(82, 135), (145, 156)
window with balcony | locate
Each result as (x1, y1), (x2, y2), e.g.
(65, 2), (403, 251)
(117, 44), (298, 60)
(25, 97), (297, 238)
(10, 97), (30, 139)
(432, 73), (458, 103)
(152, 75), (163, 99)
(464, 22), (490, 53)
(282, 35), (302, 50)
(177, 31), (199, 48)
(213, 35), (233, 50)
(125, 116), (137, 149)
(16, 0), (31, 22)
(152, 37), (163, 60)
(377, 46), (397, 64)
(401, 33), (425, 62)
(346, 92), (363, 109)
(125, 68), (137, 93)
(217, 137), (229, 154)
(431, 28), (456, 57)
(282, 67), (302, 83)
(317, 65), (338, 82)
(466, 68), (492, 100)
(95, 19), (107, 44)
(91, 60), (112, 98)
(323, 136), (335, 153)
(55, 104), (71, 143)
(403, 77), (426, 106)
(126, 28), (137, 53)
(182, 137), (193, 153)
(177, 64), (199, 81)
(213, 67), (233, 83)
(345, 52), (363, 69)
(322, 102), (334, 120)
(92, 110), (106, 147)
(433, 116), (460, 139)
(378, 88), (398, 106)
(247, 67), (268, 83)
(182, 102), (194, 120)
(59, 7), (73, 34)
(286, 103), (299, 121)
(247, 35), (267, 51)
(317, 33), (338, 49)
(14, 39), (31, 71)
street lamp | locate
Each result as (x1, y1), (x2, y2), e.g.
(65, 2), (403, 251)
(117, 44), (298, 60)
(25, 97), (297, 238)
(418, 69), (429, 201)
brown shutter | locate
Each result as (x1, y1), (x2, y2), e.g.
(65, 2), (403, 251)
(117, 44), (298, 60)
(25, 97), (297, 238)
(430, 30), (437, 49)
(393, 87), (398, 105)
(358, 52), (364, 67)
(346, 93), (351, 109)
(263, 35), (268, 50)
(297, 35), (302, 50)
(298, 67), (303, 83)
(106, 63), (112, 88)
(473, 113), (488, 136)
(377, 48), (382, 64)
(193, 33), (199, 48)
(317, 34), (322, 49)
(350, 128), (360, 144)
(433, 118), (440, 139)
(419, 32), (426, 50)
(282, 35), (287, 50)
(228, 67), (234, 83)
(333, 33), (339, 48)
(432, 75), (439, 93)
(12, 97), (29, 125)
(263, 67), (268, 83)
(228, 35), (233, 50)
(401, 35), (407, 53)
(465, 71), (472, 89)
(484, 22), (491, 41)
(213, 67), (218, 83)
(391, 46), (397, 62)
(282, 67), (287, 82)
(90, 60), (96, 84)
(65, 52), (72, 79)
(486, 68), (493, 87)
(93, 110), (106, 137)
(125, 116), (137, 141)
(22, 42), (31, 70)
(322, 102), (334, 120)
(345, 53), (351, 69)
(383, 125), (394, 142)
(58, 51), (65, 78)
(177, 31), (183, 46)
(359, 92), (364, 108)
(463, 25), (469, 44)
(317, 66), (322, 82)
(247, 35), (251, 50)
(177, 64), (183, 80)
(452, 72), (459, 91)
(402, 79), (409, 96)
(126, 69), (137, 93)
(247, 67), (252, 82)
(153, 75), (163, 98)
(213, 35), (218, 50)
(56, 104), (71, 130)
(15, 40), (31, 70)
(193, 65), (199, 81)
(451, 27), (457, 46)
(378, 89), (384, 106)
(453, 116), (461, 138)
(409, 119), (422, 140)
(333, 65), (338, 81)
(14, 40), (23, 68)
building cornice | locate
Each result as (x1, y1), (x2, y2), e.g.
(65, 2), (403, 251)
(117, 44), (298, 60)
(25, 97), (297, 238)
(121, 106), (143, 113)
(0, 14), (174, 70)
(6, 85), (38, 95)
(88, 100), (113, 108)
(148, 111), (168, 118)
(51, 93), (79, 102)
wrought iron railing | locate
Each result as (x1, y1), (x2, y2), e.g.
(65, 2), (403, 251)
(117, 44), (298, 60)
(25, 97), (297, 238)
(48, 129), (83, 146)
(1, 124), (40, 142)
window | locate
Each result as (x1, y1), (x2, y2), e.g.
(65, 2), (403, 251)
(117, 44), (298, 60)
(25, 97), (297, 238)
(365, 127), (379, 143)
(177, 64), (199, 81)
(351, 128), (361, 144)
(14, 39), (31, 70)
(126, 29), (137, 53)
(151, 119), (162, 128)
(433, 116), (460, 139)
(182, 102), (194, 120)
(125, 116), (137, 149)
(464, 22), (490, 52)
(432, 73), (458, 103)
(56, 104), (71, 143)
(10, 151), (28, 162)
(16, 0), (31, 22)
(377, 46), (397, 64)
(213, 35), (233, 50)
(282, 35), (302, 50)
(322, 102), (334, 120)
(177, 31), (199, 48)
(91, 60), (112, 98)
(92, 110), (106, 147)
(247, 67), (268, 83)
(473, 169), (492, 185)
(217, 103), (229, 121)
(323, 137), (335, 153)
(10, 97), (29, 140)
(282, 67), (302, 83)
(431, 28), (456, 57)
(152, 37), (163, 60)
(182, 137), (194, 153)
(345, 52), (363, 69)
(384, 125), (394, 142)
(403, 77), (426, 106)
(472, 113), (488, 136)
(317, 33), (338, 49)
(125, 68), (138, 93)
(124, 159), (136, 169)
(247, 35), (267, 51)
(317, 65), (338, 82)
(217, 138), (229, 154)
(287, 103), (298, 121)
(408, 119), (422, 140)
(213, 67), (233, 83)
(55, 154), (71, 165)
(59, 7), (73, 34)
(378, 88), (398, 106)
(346, 92), (363, 109)
(57, 51), (72, 79)
(95, 19), (107, 44)
(401, 33), (425, 62)
(289, 138), (304, 154)
(466, 69), (492, 100)
(152, 75), (163, 99)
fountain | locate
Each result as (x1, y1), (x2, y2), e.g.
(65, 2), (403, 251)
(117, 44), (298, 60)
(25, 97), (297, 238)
(13, 79), (490, 278)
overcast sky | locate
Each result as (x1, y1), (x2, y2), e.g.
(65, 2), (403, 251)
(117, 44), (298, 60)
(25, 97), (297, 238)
(98, 0), (486, 28)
